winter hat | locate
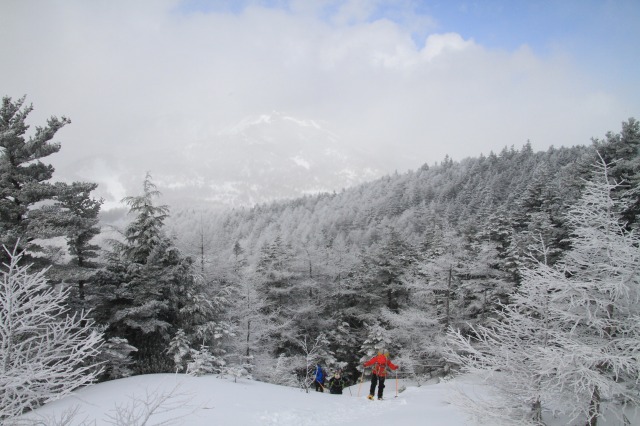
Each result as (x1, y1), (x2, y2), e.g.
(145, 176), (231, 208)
(384, 351), (390, 357)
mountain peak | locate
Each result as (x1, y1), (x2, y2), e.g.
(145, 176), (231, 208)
(219, 112), (331, 139)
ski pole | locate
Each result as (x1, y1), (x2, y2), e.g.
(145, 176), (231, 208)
(395, 369), (398, 398)
(357, 368), (365, 397)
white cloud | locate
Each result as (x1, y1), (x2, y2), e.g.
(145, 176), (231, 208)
(421, 33), (474, 61)
(0, 0), (635, 189)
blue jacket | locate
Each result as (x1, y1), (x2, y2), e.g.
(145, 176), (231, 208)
(314, 365), (325, 382)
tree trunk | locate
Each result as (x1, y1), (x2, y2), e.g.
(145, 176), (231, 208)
(445, 265), (452, 329)
(586, 386), (600, 426)
(200, 231), (205, 275)
(246, 319), (251, 358)
(531, 398), (543, 425)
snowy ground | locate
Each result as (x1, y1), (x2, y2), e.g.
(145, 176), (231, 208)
(14, 374), (639, 425)
(15, 374), (471, 426)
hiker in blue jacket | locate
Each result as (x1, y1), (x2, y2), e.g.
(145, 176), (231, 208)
(313, 364), (326, 392)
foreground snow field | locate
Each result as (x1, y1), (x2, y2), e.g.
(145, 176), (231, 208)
(16, 373), (639, 425)
(17, 374), (471, 426)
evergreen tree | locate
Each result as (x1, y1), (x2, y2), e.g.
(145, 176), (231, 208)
(545, 158), (640, 425)
(0, 96), (72, 261)
(593, 118), (640, 227)
(446, 238), (563, 425)
(48, 182), (103, 310)
(446, 158), (640, 426)
(92, 174), (199, 374)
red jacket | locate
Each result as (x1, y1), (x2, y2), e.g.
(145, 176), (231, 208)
(364, 354), (398, 377)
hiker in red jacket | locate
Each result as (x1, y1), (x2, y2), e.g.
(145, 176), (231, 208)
(363, 350), (398, 400)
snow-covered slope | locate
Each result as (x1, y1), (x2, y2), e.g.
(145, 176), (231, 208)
(18, 374), (470, 426)
(16, 373), (639, 425)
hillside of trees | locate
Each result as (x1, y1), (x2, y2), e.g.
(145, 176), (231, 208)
(2, 94), (638, 424)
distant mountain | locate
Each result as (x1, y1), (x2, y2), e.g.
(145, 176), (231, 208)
(59, 112), (383, 215)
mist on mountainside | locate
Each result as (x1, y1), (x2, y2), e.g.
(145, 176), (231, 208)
(56, 112), (385, 223)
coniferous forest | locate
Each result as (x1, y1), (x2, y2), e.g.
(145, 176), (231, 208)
(1, 95), (639, 425)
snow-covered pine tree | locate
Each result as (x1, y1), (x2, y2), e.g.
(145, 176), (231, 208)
(446, 157), (640, 426)
(91, 174), (199, 374)
(421, 224), (470, 331)
(544, 158), (640, 425)
(167, 329), (191, 373)
(0, 96), (68, 257)
(445, 237), (563, 425)
(0, 246), (103, 421)
(186, 344), (218, 376)
(97, 336), (138, 380)
(0, 96), (100, 267)
(48, 181), (103, 311)
(359, 323), (394, 368)
(228, 266), (279, 372)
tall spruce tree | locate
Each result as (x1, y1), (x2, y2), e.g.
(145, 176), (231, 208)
(0, 95), (103, 274)
(0, 96), (68, 260)
(92, 173), (198, 374)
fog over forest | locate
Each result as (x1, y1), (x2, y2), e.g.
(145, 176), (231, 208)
(2, 90), (639, 425)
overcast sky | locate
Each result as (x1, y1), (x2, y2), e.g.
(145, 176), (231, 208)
(2, 0), (639, 182)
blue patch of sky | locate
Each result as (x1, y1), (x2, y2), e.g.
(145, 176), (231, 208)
(173, 0), (244, 15)
(375, 0), (640, 96)
(173, 0), (288, 15)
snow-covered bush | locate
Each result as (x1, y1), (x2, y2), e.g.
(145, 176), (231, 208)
(0, 246), (103, 421)
(98, 336), (138, 380)
(167, 329), (191, 373)
(186, 345), (217, 376)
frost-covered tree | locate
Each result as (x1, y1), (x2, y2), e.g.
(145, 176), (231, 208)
(359, 323), (394, 366)
(167, 329), (191, 373)
(421, 225), (470, 330)
(229, 268), (278, 368)
(0, 96), (101, 267)
(545, 158), (640, 425)
(186, 344), (218, 376)
(92, 174), (199, 374)
(446, 238), (562, 425)
(46, 181), (104, 311)
(446, 158), (640, 426)
(97, 336), (138, 380)
(0, 96), (68, 256)
(0, 246), (103, 421)
(295, 333), (334, 392)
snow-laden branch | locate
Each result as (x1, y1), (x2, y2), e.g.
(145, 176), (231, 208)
(0, 245), (103, 421)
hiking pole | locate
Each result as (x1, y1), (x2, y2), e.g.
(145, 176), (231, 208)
(395, 369), (399, 398)
(357, 368), (365, 397)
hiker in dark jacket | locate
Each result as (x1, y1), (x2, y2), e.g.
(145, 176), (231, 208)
(328, 370), (346, 394)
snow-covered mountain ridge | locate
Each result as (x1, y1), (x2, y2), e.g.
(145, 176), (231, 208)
(68, 112), (383, 213)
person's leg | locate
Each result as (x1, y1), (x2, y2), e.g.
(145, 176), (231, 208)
(378, 376), (386, 399)
(369, 374), (378, 397)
